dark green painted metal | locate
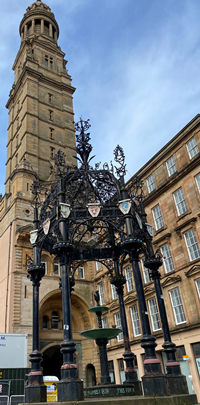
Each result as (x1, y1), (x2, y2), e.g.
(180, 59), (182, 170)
(80, 328), (122, 340)
(88, 306), (109, 313)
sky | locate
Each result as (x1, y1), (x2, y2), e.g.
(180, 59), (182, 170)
(0, 0), (200, 194)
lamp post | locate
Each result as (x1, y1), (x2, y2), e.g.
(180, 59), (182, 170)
(138, 192), (188, 395)
(25, 180), (46, 403)
(55, 177), (84, 402)
(119, 176), (169, 396)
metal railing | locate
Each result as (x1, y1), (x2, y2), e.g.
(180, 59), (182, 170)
(0, 396), (9, 405)
(10, 395), (25, 405)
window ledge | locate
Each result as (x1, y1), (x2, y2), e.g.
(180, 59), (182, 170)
(188, 257), (200, 265)
(176, 211), (191, 222)
(153, 231), (171, 245)
(155, 226), (167, 236)
(174, 216), (197, 232)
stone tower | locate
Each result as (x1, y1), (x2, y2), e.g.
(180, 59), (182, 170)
(5, 0), (76, 205)
(0, 1), (99, 382)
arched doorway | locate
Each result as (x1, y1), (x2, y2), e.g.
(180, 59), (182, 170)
(42, 345), (63, 379)
(40, 290), (95, 383)
(86, 364), (96, 387)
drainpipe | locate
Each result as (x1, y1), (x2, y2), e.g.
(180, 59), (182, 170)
(5, 221), (13, 333)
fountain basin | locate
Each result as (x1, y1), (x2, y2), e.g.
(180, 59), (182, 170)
(80, 328), (122, 340)
(88, 306), (109, 313)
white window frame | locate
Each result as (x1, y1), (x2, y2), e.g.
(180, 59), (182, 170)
(99, 282), (105, 305)
(173, 188), (188, 216)
(148, 297), (161, 331)
(114, 312), (123, 342)
(102, 318), (110, 344)
(169, 287), (186, 325)
(160, 243), (174, 273)
(141, 258), (151, 283)
(186, 137), (199, 159)
(41, 259), (47, 275)
(96, 261), (101, 271)
(111, 284), (118, 300)
(152, 204), (164, 230)
(78, 265), (85, 279)
(195, 278), (200, 299)
(125, 266), (134, 292)
(147, 174), (155, 193)
(184, 228), (200, 262)
(53, 260), (60, 276)
(130, 305), (141, 337)
(166, 156), (177, 176)
(195, 173), (200, 193)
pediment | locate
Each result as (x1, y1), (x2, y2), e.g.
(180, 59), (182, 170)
(161, 275), (181, 288)
(124, 294), (137, 304)
(109, 301), (119, 311)
(185, 265), (200, 278)
(143, 286), (154, 295)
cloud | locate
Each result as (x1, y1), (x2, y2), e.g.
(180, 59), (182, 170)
(0, 0), (200, 193)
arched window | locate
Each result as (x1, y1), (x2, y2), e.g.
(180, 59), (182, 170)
(54, 261), (60, 276)
(51, 311), (59, 329)
(43, 315), (48, 329)
(78, 265), (84, 279)
(41, 259), (47, 274)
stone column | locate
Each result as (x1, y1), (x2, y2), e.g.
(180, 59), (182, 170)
(24, 24), (27, 38)
(41, 19), (44, 34)
(49, 23), (53, 37)
(32, 19), (35, 34)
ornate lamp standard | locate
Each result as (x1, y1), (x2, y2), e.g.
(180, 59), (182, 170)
(27, 117), (190, 400)
(55, 175), (84, 401)
(25, 180), (46, 403)
(133, 176), (188, 395)
(116, 175), (169, 396)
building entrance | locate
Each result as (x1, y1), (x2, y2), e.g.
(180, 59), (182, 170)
(42, 345), (63, 379)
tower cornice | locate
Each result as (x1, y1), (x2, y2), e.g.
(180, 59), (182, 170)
(6, 65), (75, 109)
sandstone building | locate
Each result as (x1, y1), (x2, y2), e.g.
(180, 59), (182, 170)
(97, 114), (200, 401)
(0, 0), (200, 401)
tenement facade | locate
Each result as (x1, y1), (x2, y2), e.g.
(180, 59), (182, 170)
(97, 114), (200, 401)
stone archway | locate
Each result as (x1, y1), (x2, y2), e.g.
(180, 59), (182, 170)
(86, 364), (96, 386)
(39, 290), (95, 382)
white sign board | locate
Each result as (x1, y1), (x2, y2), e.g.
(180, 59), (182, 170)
(0, 334), (28, 368)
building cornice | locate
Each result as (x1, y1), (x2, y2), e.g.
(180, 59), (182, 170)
(127, 114), (200, 183)
(143, 153), (200, 206)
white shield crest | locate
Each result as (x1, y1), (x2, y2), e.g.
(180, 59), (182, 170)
(88, 203), (101, 218)
(146, 223), (154, 237)
(60, 203), (71, 218)
(30, 230), (38, 244)
(135, 212), (143, 229)
(118, 199), (131, 215)
(43, 218), (50, 235)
